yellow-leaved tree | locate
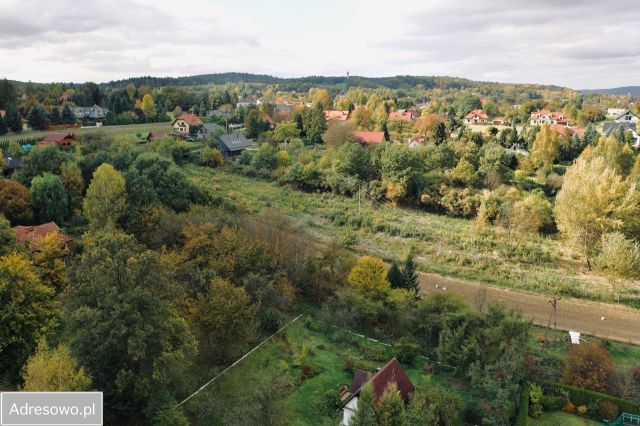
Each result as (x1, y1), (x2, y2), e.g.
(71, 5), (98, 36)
(83, 163), (127, 229)
(531, 123), (559, 168)
(554, 156), (640, 269)
(21, 340), (92, 391)
(347, 256), (391, 298)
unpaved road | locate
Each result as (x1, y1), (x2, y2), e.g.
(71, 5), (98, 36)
(419, 273), (640, 345)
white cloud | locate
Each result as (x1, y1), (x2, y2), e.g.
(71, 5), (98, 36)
(0, 0), (639, 88)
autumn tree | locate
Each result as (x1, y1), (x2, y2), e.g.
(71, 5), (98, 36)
(188, 278), (258, 364)
(311, 88), (332, 110)
(531, 123), (559, 168)
(32, 232), (68, 293)
(323, 121), (357, 148)
(21, 341), (92, 391)
(0, 252), (58, 384)
(554, 157), (640, 269)
(30, 173), (68, 223)
(347, 256), (391, 298)
(0, 214), (18, 256)
(376, 383), (407, 426)
(596, 232), (640, 301)
(561, 343), (613, 393)
(60, 161), (85, 213)
(83, 163), (126, 228)
(350, 383), (378, 426)
(201, 146), (224, 167)
(272, 121), (300, 144)
(0, 179), (33, 224)
(333, 141), (371, 179)
(140, 93), (157, 118)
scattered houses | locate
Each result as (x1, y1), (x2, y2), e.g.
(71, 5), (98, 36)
(197, 123), (223, 140)
(324, 110), (349, 122)
(341, 358), (415, 426)
(215, 132), (253, 158)
(388, 110), (415, 121)
(37, 133), (77, 148)
(172, 113), (203, 135)
(613, 110), (639, 123)
(463, 109), (488, 124)
(13, 222), (75, 253)
(529, 109), (569, 126)
(73, 104), (109, 121)
(603, 122), (639, 147)
(353, 131), (386, 145)
(2, 150), (22, 176)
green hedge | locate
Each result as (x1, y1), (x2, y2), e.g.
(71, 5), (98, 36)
(556, 384), (640, 415)
(515, 381), (529, 426)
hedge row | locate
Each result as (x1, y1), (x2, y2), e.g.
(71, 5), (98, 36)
(515, 381), (529, 426)
(556, 383), (640, 415)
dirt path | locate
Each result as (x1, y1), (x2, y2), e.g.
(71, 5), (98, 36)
(419, 272), (640, 345)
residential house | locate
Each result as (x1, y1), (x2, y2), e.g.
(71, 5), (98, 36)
(146, 130), (170, 142)
(58, 94), (71, 103)
(607, 108), (628, 117)
(353, 131), (386, 145)
(72, 104), (109, 121)
(603, 122), (640, 147)
(613, 110), (639, 124)
(37, 133), (77, 148)
(172, 113), (203, 135)
(552, 124), (585, 139)
(236, 98), (259, 109)
(530, 110), (569, 126)
(197, 123), (223, 140)
(13, 222), (75, 253)
(216, 133), (253, 158)
(492, 117), (509, 126)
(463, 109), (488, 124)
(324, 110), (349, 122)
(506, 144), (530, 157)
(2, 150), (22, 176)
(341, 358), (415, 426)
(407, 137), (425, 149)
(388, 110), (415, 121)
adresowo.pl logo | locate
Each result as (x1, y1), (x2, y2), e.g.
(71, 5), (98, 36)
(0, 392), (102, 426)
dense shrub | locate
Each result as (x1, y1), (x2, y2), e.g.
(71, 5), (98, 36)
(393, 337), (420, 365)
(596, 400), (620, 421)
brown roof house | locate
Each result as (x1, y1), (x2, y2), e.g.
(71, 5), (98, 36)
(13, 222), (75, 253)
(463, 109), (488, 125)
(353, 131), (386, 145)
(341, 358), (415, 426)
(37, 133), (77, 148)
(172, 113), (203, 135)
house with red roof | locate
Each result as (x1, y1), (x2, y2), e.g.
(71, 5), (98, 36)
(324, 110), (349, 122)
(353, 131), (385, 145)
(341, 358), (415, 426)
(530, 110), (569, 126)
(13, 222), (75, 253)
(172, 113), (204, 135)
(388, 110), (415, 121)
(463, 109), (488, 125)
(37, 133), (77, 148)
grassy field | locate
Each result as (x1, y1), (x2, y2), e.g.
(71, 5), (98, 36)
(530, 411), (601, 425)
(187, 166), (637, 306)
(0, 122), (172, 144)
(181, 317), (465, 425)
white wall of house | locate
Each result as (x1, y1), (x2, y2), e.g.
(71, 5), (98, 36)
(342, 397), (358, 426)
(173, 120), (189, 133)
(615, 112), (639, 123)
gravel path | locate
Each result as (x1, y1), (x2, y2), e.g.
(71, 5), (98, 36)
(419, 272), (640, 345)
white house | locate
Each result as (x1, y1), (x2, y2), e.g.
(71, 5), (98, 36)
(463, 109), (488, 124)
(614, 110), (639, 124)
(530, 110), (568, 126)
(172, 113), (203, 135)
(607, 108), (628, 117)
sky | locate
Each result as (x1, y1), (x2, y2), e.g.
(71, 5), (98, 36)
(0, 0), (639, 89)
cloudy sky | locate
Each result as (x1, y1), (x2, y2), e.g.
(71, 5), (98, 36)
(0, 0), (638, 89)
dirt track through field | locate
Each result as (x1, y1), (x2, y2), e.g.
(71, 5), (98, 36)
(419, 273), (640, 345)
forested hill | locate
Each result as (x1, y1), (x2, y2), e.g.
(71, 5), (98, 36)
(100, 72), (570, 92)
(581, 86), (640, 96)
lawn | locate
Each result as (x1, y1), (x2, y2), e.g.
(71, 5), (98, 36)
(187, 166), (635, 306)
(0, 122), (171, 144)
(181, 316), (465, 425)
(530, 411), (601, 425)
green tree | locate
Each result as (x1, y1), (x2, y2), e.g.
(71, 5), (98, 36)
(201, 146), (224, 167)
(30, 173), (68, 223)
(376, 383), (407, 426)
(0, 79), (17, 109)
(244, 109), (268, 138)
(303, 105), (327, 144)
(0, 214), (18, 256)
(83, 163), (126, 228)
(406, 386), (464, 426)
(272, 121), (300, 144)
(351, 383), (378, 426)
(5, 102), (22, 133)
(333, 141), (372, 179)
(15, 145), (69, 187)
(596, 232), (640, 301)
(400, 253), (419, 296)
(387, 262), (403, 288)
(0, 252), (58, 384)
(66, 230), (196, 423)
(61, 104), (75, 125)
(21, 341), (92, 391)
(60, 161), (85, 213)
(0, 115), (7, 135)
(188, 278), (258, 364)
(27, 105), (48, 130)
(478, 143), (512, 188)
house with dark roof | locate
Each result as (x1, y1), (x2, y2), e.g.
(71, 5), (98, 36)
(215, 133), (253, 158)
(197, 123), (223, 140)
(603, 122), (640, 147)
(146, 130), (171, 142)
(37, 133), (77, 148)
(388, 110), (416, 121)
(72, 104), (109, 121)
(172, 113), (204, 135)
(13, 222), (75, 253)
(2, 150), (22, 176)
(341, 358), (414, 426)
